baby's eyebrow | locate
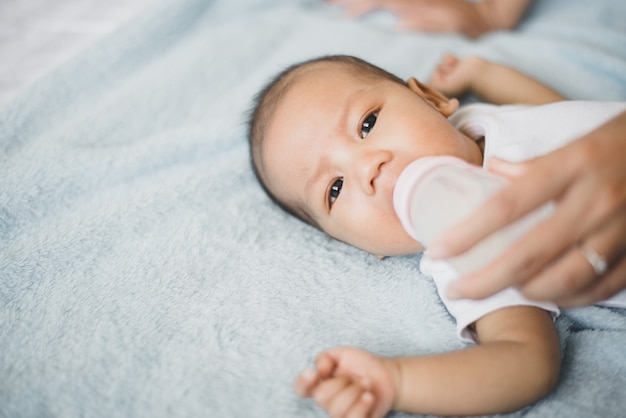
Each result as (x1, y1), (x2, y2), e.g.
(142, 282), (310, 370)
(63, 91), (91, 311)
(304, 159), (324, 210)
(302, 84), (368, 214)
(302, 91), (353, 209)
(335, 88), (352, 137)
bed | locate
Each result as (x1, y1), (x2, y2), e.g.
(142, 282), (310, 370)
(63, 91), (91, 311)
(1, 0), (625, 417)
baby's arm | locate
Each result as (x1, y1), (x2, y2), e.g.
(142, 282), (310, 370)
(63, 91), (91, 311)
(430, 54), (565, 105)
(392, 306), (560, 415)
(295, 306), (560, 417)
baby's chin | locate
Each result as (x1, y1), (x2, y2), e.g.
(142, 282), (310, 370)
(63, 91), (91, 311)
(362, 241), (425, 258)
(333, 229), (424, 258)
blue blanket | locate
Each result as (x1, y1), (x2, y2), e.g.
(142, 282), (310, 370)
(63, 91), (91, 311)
(1, 0), (625, 417)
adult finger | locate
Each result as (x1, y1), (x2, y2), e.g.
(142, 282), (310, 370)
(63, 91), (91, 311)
(520, 212), (626, 301)
(328, 0), (384, 17)
(433, 110), (626, 260)
(449, 167), (626, 301)
(429, 154), (572, 260)
(445, 173), (589, 300)
(557, 254), (626, 307)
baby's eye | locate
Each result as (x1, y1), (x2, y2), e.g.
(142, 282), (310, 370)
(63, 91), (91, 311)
(360, 111), (378, 138)
(328, 178), (344, 207)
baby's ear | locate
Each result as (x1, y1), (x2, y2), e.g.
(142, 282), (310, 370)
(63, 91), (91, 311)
(406, 78), (459, 117)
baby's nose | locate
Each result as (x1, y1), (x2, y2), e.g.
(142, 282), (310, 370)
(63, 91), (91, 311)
(355, 149), (392, 195)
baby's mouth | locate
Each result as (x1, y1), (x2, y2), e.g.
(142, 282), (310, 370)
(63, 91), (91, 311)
(378, 164), (399, 208)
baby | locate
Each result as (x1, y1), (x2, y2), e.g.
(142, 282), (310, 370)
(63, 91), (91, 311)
(247, 54), (623, 417)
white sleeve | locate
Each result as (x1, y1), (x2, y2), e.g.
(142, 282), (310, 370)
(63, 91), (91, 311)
(420, 254), (559, 343)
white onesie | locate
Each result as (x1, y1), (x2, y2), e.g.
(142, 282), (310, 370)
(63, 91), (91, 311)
(421, 101), (626, 342)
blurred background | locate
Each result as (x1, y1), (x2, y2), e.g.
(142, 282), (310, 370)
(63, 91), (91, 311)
(0, 0), (156, 107)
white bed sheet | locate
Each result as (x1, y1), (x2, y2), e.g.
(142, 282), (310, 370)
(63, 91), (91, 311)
(0, 0), (155, 107)
(1, 1), (625, 417)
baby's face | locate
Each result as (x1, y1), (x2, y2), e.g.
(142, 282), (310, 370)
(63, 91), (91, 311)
(261, 64), (482, 256)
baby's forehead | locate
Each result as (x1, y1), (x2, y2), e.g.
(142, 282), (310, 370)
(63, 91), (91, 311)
(286, 60), (370, 89)
(270, 60), (390, 133)
(293, 60), (352, 76)
(276, 62), (377, 116)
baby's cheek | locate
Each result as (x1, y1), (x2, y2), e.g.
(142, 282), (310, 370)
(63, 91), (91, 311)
(358, 233), (419, 258)
(385, 224), (424, 256)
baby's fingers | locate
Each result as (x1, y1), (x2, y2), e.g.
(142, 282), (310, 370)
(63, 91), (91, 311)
(429, 54), (460, 92)
(295, 368), (320, 398)
(315, 351), (340, 378)
(313, 377), (374, 418)
(438, 53), (459, 72)
(345, 391), (376, 418)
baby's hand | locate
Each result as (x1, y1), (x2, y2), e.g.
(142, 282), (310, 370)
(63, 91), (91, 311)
(296, 369), (376, 418)
(295, 347), (397, 418)
(429, 54), (486, 98)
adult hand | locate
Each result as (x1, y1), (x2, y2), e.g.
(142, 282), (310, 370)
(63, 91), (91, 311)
(429, 111), (626, 307)
(326, 0), (492, 38)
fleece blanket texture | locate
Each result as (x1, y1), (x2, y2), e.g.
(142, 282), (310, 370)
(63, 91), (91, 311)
(1, 0), (626, 417)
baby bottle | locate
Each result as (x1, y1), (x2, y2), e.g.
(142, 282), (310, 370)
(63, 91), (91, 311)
(393, 156), (552, 275)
